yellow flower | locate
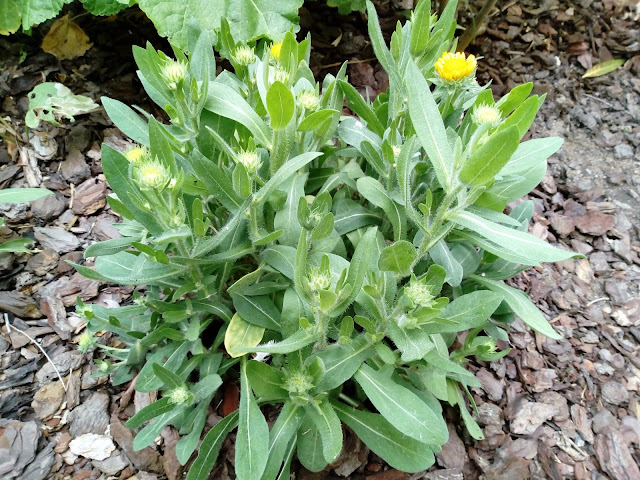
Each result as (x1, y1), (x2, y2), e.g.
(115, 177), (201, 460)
(270, 42), (282, 61)
(136, 159), (170, 189)
(435, 52), (477, 82)
(124, 145), (148, 163)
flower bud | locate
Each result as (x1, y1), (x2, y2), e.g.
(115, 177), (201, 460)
(285, 372), (314, 395)
(273, 67), (289, 84)
(233, 45), (255, 66)
(236, 148), (262, 173)
(298, 90), (319, 110)
(404, 280), (434, 307)
(135, 158), (170, 190)
(169, 386), (192, 405)
(77, 331), (96, 353)
(308, 266), (332, 292)
(473, 104), (501, 125)
(162, 60), (187, 90)
(124, 145), (148, 163)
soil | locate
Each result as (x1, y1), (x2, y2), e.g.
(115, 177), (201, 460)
(1, 1), (639, 479)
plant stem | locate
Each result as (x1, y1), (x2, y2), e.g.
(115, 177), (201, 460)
(457, 0), (500, 52)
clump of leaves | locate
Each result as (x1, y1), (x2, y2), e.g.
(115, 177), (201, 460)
(75, 1), (578, 478)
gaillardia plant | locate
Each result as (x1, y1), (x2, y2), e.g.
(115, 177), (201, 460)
(75, 1), (579, 478)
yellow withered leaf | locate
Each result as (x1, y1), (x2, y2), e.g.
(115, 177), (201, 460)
(582, 59), (625, 78)
(41, 14), (92, 60)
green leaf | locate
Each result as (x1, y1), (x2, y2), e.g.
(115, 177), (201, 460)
(224, 313), (265, 358)
(333, 401), (436, 473)
(136, 342), (192, 392)
(190, 150), (243, 212)
(387, 322), (434, 362)
(176, 402), (208, 465)
(354, 363), (447, 444)
(356, 177), (406, 241)
(225, 0), (303, 44)
(152, 363), (183, 390)
(459, 126), (520, 186)
(438, 291), (503, 332)
(406, 60), (454, 191)
(205, 82), (272, 147)
(0, 0), (21, 34)
(20, 0), (73, 30)
(451, 210), (579, 264)
(26, 82), (98, 129)
(470, 275), (562, 340)
(496, 83), (533, 116)
(498, 95), (540, 139)
(409, 0), (431, 57)
(187, 411), (239, 480)
(255, 152), (322, 205)
(79, 251), (185, 286)
(237, 328), (319, 355)
(297, 109), (339, 132)
(314, 335), (373, 391)
(246, 361), (288, 401)
(329, 227), (378, 316)
(501, 137), (563, 177)
(133, 409), (182, 451)
(0, 238), (34, 254)
(338, 80), (384, 136)
(304, 401), (342, 464)
(338, 116), (382, 151)
(262, 245), (296, 280)
(378, 240), (416, 276)
(100, 97), (149, 146)
(0, 188), (53, 204)
(267, 81), (295, 130)
(232, 293), (281, 330)
(236, 357), (269, 480)
(80, 0), (129, 16)
(273, 173), (306, 246)
(125, 397), (173, 429)
(429, 240), (463, 287)
(297, 415), (326, 472)
(262, 402), (304, 480)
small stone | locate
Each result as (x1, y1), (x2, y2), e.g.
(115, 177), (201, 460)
(30, 194), (66, 221)
(592, 408), (620, 434)
(68, 433), (116, 461)
(511, 402), (556, 435)
(595, 428), (640, 480)
(93, 452), (129, 475)
(31, 382), (65, 420)
(571, 405), (594, 443)
(621, 416), (640, 445)
(34, 227), (80, 253)
(71, 178), (106, 215)
(36, 350), (84, 384)
(598, 349), (625, 369)
(0, 420), (41, 478)
(436, 424), (467, 470)
(476, 403), (503, 426)
(477, 368), (505, 402)
(601, 380), (629, 405)
(68, 392), (110, 437)
(0, 291), (42, 318)
(26, 248), (59, 276)
(60, 148), (90, 183)
(575, 211), (616, 236)
(613, 143), (634, 159)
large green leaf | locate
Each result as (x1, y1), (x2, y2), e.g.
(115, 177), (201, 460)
(314, 335), (373, 391)
(304, 401), (343, 464)
(267, 81), (295, 130)
(459, 126), (520, 186)
(357, 177), (406, 241)
(406, 60), (454, 191)
(470, 275), (562, 339)
(80, 0), (129, 15)
(225, 0), (303, 44)
(262, 402), (304, 480)
(354, 363), (447, 444)
(451, 210), (579, 264)
(187, 411), (239, 480)
(0, 0), (21, 35)
(20, 0), (73, 30)
(236, 357), (269, 480)
(333, 401), (436, 472)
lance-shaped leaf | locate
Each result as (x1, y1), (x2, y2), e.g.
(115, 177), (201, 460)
(378, 240), (416, 276)
(186, 411), (239, 480)
(354, 363), (447, 444)
(236, 357), (269, 480)
(470, 275), (562, 340)
(262, 402), (304, 480)
(333, 401), (436, 472)
(304, 401), (343, 464)
(406, 60), (454, 191)
(224, 313), (265, 358)
(357, 177), (406, 241)
(459, 126), (520, 186)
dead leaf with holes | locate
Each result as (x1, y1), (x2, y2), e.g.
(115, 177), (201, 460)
(41, 14), (92, 60)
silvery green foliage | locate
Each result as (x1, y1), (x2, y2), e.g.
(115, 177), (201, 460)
(75, 2), (577, 477)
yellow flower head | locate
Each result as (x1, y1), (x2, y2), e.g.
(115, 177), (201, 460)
(124, 145), (148, 163)
(270, 42), (283, 61)
(435, 52), (477, 82)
